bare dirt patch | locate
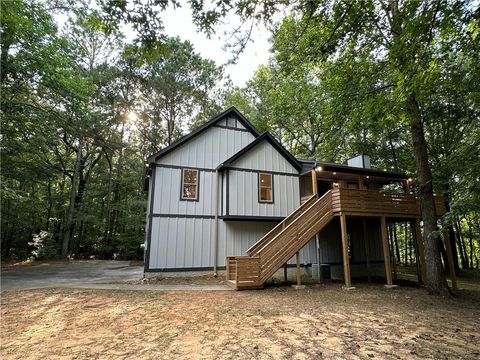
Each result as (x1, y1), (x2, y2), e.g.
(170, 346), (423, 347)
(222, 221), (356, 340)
(1, 282), (479, 359)
(134, 272), (227, 285)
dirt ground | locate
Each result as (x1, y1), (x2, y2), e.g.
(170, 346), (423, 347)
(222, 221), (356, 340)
(1, 279), (480, 360)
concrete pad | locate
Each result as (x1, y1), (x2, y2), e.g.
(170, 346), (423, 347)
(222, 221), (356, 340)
(384, 284), (399, 289)
(0, 260), (234, 292)
(292, 285), (306, 290)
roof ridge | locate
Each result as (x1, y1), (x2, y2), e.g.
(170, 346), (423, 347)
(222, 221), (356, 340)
(147, 107), (260, 163)
(217, 131), (302, 172)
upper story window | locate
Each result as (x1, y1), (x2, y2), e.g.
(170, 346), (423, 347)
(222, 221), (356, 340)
(258, 173), (273, 203)
(181, 169), (199, 201)
(226, 117), (236, 127)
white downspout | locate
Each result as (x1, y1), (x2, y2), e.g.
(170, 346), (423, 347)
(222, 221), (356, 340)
(213, 169), (219, 277)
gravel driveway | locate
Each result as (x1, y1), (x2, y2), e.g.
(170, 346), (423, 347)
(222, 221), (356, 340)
(1, 260), (144, 291)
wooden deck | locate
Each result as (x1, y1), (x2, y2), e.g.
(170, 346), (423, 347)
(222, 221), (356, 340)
(331, 188), (446, 218)
(226, 189), (446, 290)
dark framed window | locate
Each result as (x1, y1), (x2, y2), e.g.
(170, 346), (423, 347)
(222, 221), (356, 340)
(181, 169), (199, 201)
(258, 173), (273, 203)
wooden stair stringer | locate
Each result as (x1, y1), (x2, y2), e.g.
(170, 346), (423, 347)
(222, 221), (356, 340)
(227, 191), (334, 290)
(258, 210), (334, 284)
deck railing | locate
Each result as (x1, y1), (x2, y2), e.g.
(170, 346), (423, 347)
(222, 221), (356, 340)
(227, 188), (446, 289)
(331, 188), (445, 217)
(246, 194), (317, 257)
(256, 191), (334, 283)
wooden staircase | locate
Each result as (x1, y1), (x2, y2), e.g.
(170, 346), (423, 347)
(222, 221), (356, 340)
(226, 191), (334, 290)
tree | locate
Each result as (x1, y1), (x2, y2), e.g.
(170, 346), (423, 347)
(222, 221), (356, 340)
(1, 1), (226, 261)
(138, 37), (223, 151)
(192, 0), (479, 294)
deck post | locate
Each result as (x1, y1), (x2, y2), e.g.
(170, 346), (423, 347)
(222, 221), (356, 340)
(340, 213), (352, 288)
(404, 179), (411, 194)
(315, 233), (322, 282)
(311, 169), (318, 196)
(414, 219), (427, 284)
(295, 251), (301, 286)
(284, 263), (288, 283)
(443, 230), (458, 291)
(380, 216), (393, 286)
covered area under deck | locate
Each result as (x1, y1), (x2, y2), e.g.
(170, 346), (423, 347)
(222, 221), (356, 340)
(298, 162), (452, 290)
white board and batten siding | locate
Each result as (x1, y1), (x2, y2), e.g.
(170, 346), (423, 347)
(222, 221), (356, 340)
(224, 139), (301, 218)
(153, 167), (215, 216)
(148, 218), (281, 269)
(147, 115), (302, 270)
(149, 217), (214, 268)
(146, 112), (316, 271)
(156, 120), (254, 169)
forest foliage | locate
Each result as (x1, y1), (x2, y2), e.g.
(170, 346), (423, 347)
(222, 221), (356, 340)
(1, 0), (479, 278)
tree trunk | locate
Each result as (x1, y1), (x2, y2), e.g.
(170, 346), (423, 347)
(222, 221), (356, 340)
(465, 216), (475, 269)
(2, 222), (13, 258)
(438, 237), (449, 273)
(455, 219), (469, 269)
(443, 186), (460, 271)
(46, 180), (53, 230)
(62, 139), (83, 257)
(404, 223), (409, 265)
(393, 224), (400, 263)
(388, 135), (399, 172)
(408, 95), (448, 294)
(70, 175), (87, 255)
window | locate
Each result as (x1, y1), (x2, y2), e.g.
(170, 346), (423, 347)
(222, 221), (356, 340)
(181, 169), (199, 201)
(258, 173), (273, 203)
(226, 117), (236, 128)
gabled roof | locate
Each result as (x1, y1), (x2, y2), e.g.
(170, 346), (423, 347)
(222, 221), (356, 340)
(217, 132), (303, 172)
(147, 107), (260, 163)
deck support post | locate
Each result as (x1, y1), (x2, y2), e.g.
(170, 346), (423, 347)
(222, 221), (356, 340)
(315, 233), (321, 283)
(311, 169), (318, 197)
(296, 252), (301, 286)
(380, 216), (393, 286)
(414, 219), (427, 284)
(283, 263), (288, 283)
(340, 213), (352, 288)
(292, 251), (305, 290)
(443, 230), (458, 291)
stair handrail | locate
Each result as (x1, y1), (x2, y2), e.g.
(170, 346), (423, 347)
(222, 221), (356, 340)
(260, 198), (333, 281)
(246, 194), (318, 256)
(254, 190), (332, 257)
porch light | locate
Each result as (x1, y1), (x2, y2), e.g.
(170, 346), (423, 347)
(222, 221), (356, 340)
(315, 166), (323, 171)
(407, 177), (413, 183)
(333, 172), (337, 175)
(366, 176), (370, 179)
